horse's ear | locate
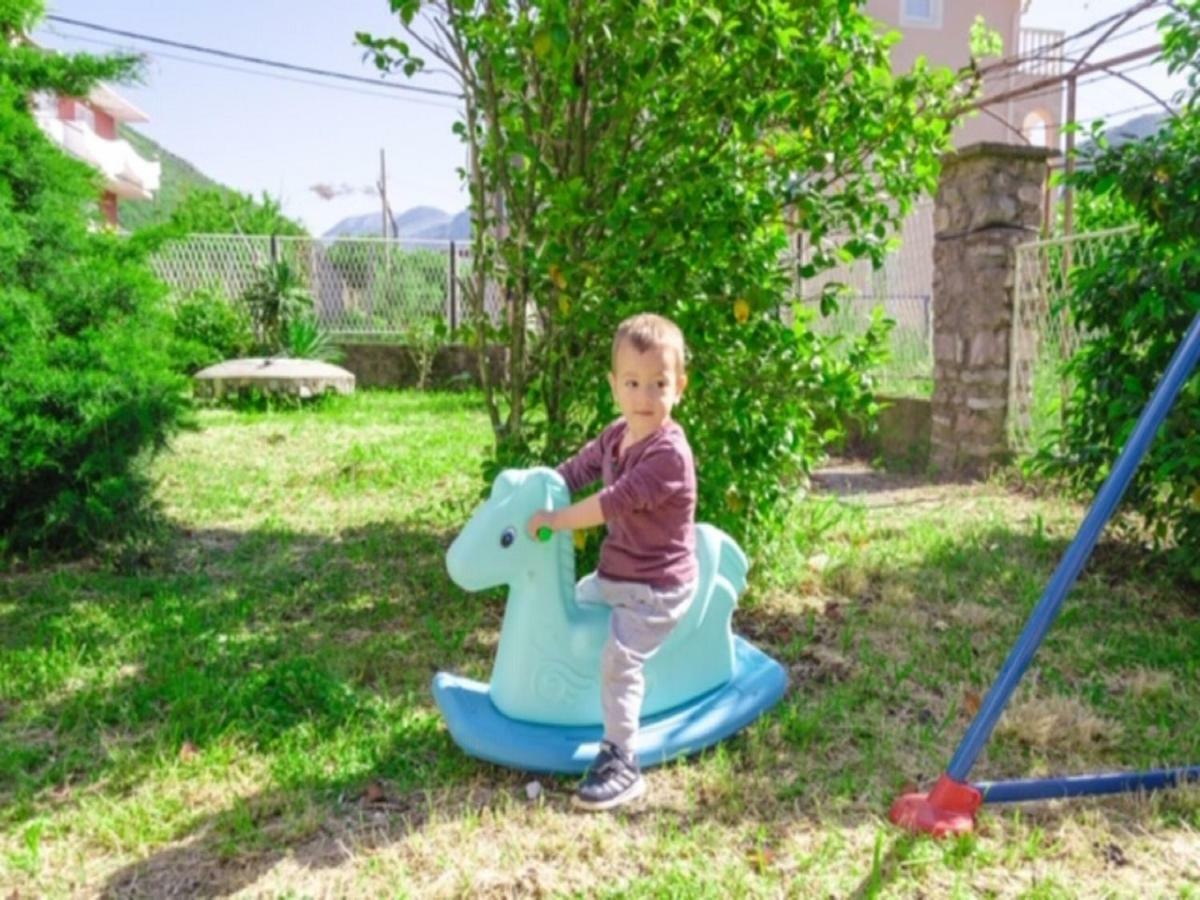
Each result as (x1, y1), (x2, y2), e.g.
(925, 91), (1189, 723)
(491, 470), (520, 500)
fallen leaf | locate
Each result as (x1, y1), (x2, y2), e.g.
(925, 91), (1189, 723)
(963, 691), (982, 716)
(746, 846), (776, 874)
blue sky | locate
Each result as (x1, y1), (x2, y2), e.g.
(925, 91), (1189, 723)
(35, 0), (1185, 236)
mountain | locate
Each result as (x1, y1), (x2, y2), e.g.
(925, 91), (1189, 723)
(116, 125), (227, 232)
(1102, 111), (1170, 146)
(1077, 111), (1171, 157)
(113, 125), (471, 240)
(410, 208), (471, 240)
(324, 205), (471, 240)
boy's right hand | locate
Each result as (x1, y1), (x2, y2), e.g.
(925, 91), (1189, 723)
(527, 509), (556, 540)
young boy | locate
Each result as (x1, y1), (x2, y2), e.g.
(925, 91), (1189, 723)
(527, 313), (697, 811)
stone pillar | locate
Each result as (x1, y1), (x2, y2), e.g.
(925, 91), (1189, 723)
(931, 142), (1055, 474)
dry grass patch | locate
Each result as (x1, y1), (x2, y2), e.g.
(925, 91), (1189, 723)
(995, 695), (1122, 756)
(1106, 667), (1174, 700)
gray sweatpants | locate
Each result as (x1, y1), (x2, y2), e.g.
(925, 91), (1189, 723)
(576, 573), (697, 756)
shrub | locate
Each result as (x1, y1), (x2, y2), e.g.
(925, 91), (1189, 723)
(240, 259), (315, 354)
(171, 288), (256, 373)
(283, 315), (344, 363)
(0, 5), (189, 555)
(1034, 3), (1200, 580)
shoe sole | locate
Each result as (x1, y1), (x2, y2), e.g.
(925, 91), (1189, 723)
(572, 776), (647, 812)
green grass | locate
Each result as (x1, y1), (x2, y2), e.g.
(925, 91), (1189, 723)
(2, 390), (1199, 896)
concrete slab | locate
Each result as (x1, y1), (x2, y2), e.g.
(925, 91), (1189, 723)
(193, 357), (355, 400)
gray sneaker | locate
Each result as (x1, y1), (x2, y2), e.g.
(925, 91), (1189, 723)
(573, 740), (646, 811)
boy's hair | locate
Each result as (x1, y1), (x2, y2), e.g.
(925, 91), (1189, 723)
(612, 313), (687, 375)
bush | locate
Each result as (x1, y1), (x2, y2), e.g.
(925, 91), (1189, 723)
(282, 314), (344, 363)
(171, 288), (255, 374)
(240, 259), (314, 354)
(0, 6), (188, 556)
(1034, 3), (1200, 580)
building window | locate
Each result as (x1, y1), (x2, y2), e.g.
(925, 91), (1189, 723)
(1022, 110), (1051, 148)
(73, 102), (96, 131)
(901, 0), (942, 27)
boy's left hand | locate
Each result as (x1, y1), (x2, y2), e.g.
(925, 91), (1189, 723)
(527, 509), (557, 539)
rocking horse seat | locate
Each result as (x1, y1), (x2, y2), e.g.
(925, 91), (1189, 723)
(432, 635), (787, 773)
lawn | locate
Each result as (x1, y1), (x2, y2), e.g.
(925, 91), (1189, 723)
(2, 391), (1198, 897)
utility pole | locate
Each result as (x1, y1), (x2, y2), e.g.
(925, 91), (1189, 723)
(379, 148), (389, 239)
(1063, 75), (1078, 243)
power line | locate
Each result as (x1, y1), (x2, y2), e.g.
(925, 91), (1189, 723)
(981, 58), (1162, 110)
(1078, 98), (1173, 125)
(44, 14), (463, 100)
(46, 26), (462, 111)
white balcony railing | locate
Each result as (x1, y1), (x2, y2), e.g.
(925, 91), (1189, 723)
(35, 115), (161, 200)
(1017, 27), (1066, 78)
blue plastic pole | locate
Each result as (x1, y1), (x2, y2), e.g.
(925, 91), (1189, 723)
(946, 312), (1200, 783)
(976, 766), (1200, 803)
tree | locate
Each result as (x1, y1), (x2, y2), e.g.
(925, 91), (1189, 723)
(361, 1), (969, 547)
(137, 186), (307, 239)
(0, 1), (188, 555)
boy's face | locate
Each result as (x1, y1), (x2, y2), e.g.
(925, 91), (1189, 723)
(608, 341), (687, 439)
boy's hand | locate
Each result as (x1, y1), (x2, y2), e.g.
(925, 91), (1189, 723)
(527, 509), (557, 539)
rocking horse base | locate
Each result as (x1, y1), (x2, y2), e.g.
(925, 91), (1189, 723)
(432, 636), (787, 774)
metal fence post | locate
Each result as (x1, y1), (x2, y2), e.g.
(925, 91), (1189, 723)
(449, 240), (458, 331)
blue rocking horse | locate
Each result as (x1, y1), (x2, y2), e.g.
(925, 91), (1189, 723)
(433, 468), (788, 773)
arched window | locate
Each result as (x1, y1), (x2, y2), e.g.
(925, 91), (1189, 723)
(1022, 110), (1051, 148)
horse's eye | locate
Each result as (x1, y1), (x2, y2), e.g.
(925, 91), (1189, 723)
(500, 527), (516, 548)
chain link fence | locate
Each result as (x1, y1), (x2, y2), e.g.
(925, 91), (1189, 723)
(150, 235), (502, 341)
(1010, 225), (1139, 453)
(788, 201), (934, 395)
(154, 214), (936, 375)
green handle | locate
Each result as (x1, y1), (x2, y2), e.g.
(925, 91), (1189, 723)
(537, 526), (553, 543)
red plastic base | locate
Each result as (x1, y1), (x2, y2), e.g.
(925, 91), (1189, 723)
(889, 774), (982, 837)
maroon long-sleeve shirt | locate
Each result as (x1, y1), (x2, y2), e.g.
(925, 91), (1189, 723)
(556, 418), (697, 589)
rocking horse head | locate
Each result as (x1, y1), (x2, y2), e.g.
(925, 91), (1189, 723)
(446, 467), (572, 593)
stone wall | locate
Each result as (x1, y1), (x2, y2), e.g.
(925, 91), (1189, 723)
(337, 342), (506, 390)
(931, 142), (1055, 474)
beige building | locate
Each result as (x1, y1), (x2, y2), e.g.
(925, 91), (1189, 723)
(865, 0), (1064, 148)
(32, 82), (161, 227)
